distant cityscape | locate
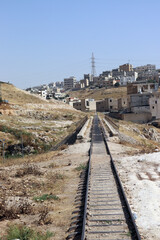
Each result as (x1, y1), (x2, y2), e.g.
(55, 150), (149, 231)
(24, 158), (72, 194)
(26, 63), (160, 98)
(25, 62), (160, 123)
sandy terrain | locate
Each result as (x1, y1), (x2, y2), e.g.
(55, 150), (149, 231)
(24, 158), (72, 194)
(108, 140), (160, 240)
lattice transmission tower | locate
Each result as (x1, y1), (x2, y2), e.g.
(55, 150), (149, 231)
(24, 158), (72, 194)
(91, 52), (96, 77)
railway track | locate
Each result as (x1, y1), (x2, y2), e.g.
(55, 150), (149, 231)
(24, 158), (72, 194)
(67, 115), (141, 240)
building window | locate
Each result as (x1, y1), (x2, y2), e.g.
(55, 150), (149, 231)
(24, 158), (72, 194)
(110, 106), (112, 109)
(110, 99), (112, 102)
(152, 106), (154, 109)
(155, 101), (157, 104)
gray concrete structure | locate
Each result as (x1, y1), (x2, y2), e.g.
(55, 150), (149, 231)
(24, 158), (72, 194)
(64, 76), (76, 90)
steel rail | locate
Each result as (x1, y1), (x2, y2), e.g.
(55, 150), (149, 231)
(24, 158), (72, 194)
(80, 121), (93, 240)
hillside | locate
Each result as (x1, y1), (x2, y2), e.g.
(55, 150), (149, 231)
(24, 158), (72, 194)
(1, 82), (47, 104)
(0, 82), (86, 158)
(69, 86), (127, 100)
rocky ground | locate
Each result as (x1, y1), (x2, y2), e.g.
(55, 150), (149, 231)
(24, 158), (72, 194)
(0, 120), (91, 239)
(0, 86), (160, 240)
(106, 118), (160, 240)
(0, 103), (86, 158)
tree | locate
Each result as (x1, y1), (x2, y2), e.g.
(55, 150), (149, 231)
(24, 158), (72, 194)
(114, 82), (120, 87)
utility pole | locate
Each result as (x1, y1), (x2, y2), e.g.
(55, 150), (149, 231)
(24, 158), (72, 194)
(91, 53), (96, 81)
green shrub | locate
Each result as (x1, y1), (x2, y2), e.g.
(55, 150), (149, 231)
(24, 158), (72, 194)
(33, 193), (59, 202)
(75, 163), (87, 171)
(0, 224), (54, 240)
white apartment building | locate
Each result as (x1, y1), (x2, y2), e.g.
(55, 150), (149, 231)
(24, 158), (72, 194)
(119, 72), (138, 86)
(40, 90), (47, 98)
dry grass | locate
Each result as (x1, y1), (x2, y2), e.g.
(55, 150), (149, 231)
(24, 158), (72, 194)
(118, 120), (160, 153)
(0, 151), (59, 167)
(69, 86), (127, 100)
(0, 145), (88, 239)
(0, 197), (33, 220)
(37, 206), (53, 225)
(1, 83), (47, 105)
(15, 163), (43, 177)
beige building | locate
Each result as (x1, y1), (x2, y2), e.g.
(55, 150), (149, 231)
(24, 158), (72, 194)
(119, 63), (133, 72)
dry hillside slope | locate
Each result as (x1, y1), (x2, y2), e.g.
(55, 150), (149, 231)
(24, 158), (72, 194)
(1, 82), (47, 104)
(69, 86), (127, 100)
(0, 82), (86, 158)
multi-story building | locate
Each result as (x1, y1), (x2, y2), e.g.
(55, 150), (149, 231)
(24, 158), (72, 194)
(119, 74), (137, 86)
(112, 68), (124, 78)
(100, 71), (112, 78)
(134, 64), (156, 73)
(127, 82), (159, 95)
(149, 93), (160, 119)
(119, 63), (133, 72)
(64, 76), (76, 90)
(96, 98), (123, 112)
(84, 74), (92, 83)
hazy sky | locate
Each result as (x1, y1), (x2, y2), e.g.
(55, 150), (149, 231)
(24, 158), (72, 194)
(0, 0), (160, 89)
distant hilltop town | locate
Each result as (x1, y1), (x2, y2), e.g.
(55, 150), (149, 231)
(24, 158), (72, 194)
(26, 63), (160, 124)
(26, 63), (159, 98)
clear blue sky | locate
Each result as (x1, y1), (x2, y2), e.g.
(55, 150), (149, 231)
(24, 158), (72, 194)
(0, 0), (160, 89)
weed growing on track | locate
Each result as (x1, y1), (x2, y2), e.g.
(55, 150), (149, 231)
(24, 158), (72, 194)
(0, 224), (54, 240)
(33, 193), (59, 202)
(75, 163), (87, 171)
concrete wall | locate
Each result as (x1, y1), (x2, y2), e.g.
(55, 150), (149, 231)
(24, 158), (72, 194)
(96, 98), (119, 112)
(108, 98), (118, 112)
(88, 101), (96, 111)
(110, 112), (152, 123)
(131, 106), (150, 113)
(130, 94), (151, 107)
(96, 99), (109, 112)
(73, 99), (86, 111)
(122, 112), (152, 123)
(118, 97), (129, 110)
